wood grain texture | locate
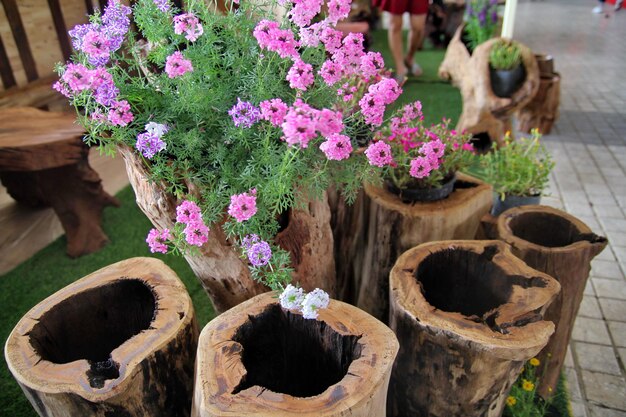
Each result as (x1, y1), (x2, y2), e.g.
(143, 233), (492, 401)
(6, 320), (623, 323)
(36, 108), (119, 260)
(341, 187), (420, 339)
(357, 174), (492, 321)
(2, 0), (39, 82)
(388, 240), (560, 417)
(0, 34), (16, 89)
(5, 257), (199, 417)
(497, 205), (607, 398)
(47, 0), (72, 60)
(192, 292), (399, 417)
(517, 73), (561, 134)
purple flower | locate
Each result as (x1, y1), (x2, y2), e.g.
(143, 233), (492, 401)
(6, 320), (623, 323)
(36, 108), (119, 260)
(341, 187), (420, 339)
(153, 0), (171, 12)
(94, 82), (119, 106)
(68, 23), (99, 50)
(491, 10), (498, 23)
(136, 132), (166, 159)
(478, 9), (487, 26)
(102, 1), (132, 35)
(241, 234), (260, 251)
(228, 98), (261, 128)
(247, 240), (272, 267)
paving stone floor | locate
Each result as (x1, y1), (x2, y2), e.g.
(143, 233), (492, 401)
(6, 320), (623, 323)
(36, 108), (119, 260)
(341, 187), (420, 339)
(515, 1), (626, 415)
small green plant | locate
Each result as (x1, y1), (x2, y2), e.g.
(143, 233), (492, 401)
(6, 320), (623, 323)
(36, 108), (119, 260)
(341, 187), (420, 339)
(490, 39), (522, 71)
(464, 0), (499, 51)
(472, 130), (555, 199)
(504, 357), (555, 417)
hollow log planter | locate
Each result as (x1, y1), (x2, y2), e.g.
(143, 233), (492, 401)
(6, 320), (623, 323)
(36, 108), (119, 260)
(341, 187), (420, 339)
(388, 240), (560, 417)
(517, 72), (561, 134)
(357, 174), (492, 321)
(439, 29), (540, 150)
(118, 145), (336, 313)
(192, 292), (399, 417)
(497, 205), (608, 398)
(4, 257), (199, 417)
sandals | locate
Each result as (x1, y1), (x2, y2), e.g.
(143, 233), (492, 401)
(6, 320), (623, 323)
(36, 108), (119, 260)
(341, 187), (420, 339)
(404, 58), (423, 77)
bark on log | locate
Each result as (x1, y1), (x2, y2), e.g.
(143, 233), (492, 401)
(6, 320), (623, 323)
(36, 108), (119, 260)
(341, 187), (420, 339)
(4, 257), (199, 417)
(439, 27), (540, 149)
(388, 240), (560, 417)
(497, 205), (608, 398)
(517, 73), (561, 134)
(357, 174), (492, 321)
(119, 145), (335, 313)
(192, 292), (398, 417)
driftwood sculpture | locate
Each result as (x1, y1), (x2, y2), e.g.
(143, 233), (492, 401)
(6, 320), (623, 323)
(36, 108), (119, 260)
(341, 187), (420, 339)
(517, 72), (561, 134)
(497, 205), (607, 398)
(388, 240), (560, 417)
(439, 27), (540, 150)
(119, 145), (336, 313)
(4, 258), (198, 417)
(357, 174), (492, 321)
(192, 292), (399, 417)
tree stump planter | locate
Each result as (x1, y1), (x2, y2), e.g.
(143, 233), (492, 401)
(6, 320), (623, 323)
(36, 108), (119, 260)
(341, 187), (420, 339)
(192, 292), (399, 417)
(388, 240), (560, 417)
(357, 173), (492, 321)
(119, 146), (336, 313)
(4, 257), (199, 417)
(517, 72), (561, 134)
(497, 205), (608, 398)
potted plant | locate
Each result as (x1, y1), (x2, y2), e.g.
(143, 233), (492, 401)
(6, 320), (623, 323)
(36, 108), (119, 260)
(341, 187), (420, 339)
(463, 0), (499, 53)
(473, 130), (555, 216)
(489, 38), (526, 98)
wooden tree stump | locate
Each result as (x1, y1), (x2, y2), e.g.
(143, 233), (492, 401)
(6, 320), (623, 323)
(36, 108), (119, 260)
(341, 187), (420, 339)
(497, 205), (608, 398)
(439, 28), (540, 150)
(119, 145), (335, 313)
(4, 257), (199, 417)
(192, 292), (398, 417)
(357, 174), (492, 321)
(388, 240), (560, 417)
(0, 107), (119, 257)
(517, 72), (561, 134)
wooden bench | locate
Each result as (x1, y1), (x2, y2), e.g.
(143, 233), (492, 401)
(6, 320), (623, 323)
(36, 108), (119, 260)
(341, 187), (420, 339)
(0, 107), (119, 257)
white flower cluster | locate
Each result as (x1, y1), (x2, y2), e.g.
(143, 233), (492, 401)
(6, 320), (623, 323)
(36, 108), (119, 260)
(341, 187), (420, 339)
(279, 285), (330, 320)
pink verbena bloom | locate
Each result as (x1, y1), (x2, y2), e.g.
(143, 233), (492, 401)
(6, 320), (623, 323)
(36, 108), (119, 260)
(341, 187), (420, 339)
(260, 98), (288, 126)
(286, 59), (314, 91)
(52, 81), (71, 98)
(229, 98), (262, 128)
(320, 134), (352, 161)
(173, 13), (204, 42)
(176, 200), (202, 224)
(402, 101), (423, 122)
(289, 0), (323, 27)
(136, 132), (166, 159)
(320, 27), (343, 54)
(281, 100), (319, 148)
(319, 60), (343, 86)
(108, 100), (134, 126)
(365, 141), (394, 167)
(462, 143), (475, 152)
(359, 92), (385, 126)
(410, 156), (433, 179)
(146, 228), (171, 254)
(228, 190), (258, 222)
(184, 221), (209, 246)
(62, 63), (92, 92)
(421, 138), (445, 159)
(82, 30), (112, 62)
(253, 20), (280, 49)
(316, 109), (344, 137)
(360, 52), (385, 78)
(165, 51), (193, 78)
(254, 20), (300, 59)
(327, 0), (351, 23)
(298, 21), (328, 47)
(369, 77), (402, 105)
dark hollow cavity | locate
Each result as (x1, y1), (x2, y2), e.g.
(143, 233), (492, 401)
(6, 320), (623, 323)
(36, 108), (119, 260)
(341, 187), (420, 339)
(470, 132), (493, 153)
(29, 279), (156, 378)
(508, 212), (592, 248)
(231, 304), (362, 398)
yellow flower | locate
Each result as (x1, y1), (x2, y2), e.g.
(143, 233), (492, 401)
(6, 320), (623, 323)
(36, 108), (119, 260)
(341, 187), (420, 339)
(529, 358), (540, 367)
(522, 380), (535, 391)
(507, 396), (517, 406)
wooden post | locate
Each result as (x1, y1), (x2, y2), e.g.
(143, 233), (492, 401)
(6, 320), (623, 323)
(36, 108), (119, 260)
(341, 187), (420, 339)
(118, 145), (336, 313)
(497, 205), (608, 398)
(192, 292), (399, 417)
(388, 240), (560, 417)
(357, 174), (492, 321)
(4, 257), (199, 417)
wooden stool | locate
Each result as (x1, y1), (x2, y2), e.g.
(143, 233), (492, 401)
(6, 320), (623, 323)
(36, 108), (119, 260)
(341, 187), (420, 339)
(0, 107), (119, 257)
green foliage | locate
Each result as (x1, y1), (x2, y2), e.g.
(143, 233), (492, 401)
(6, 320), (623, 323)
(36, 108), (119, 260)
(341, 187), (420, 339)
(504, 358), (559, 417)
(490, 39), (522, 71)
(464, 0), (499, 51)
(471, 130), (555, 199)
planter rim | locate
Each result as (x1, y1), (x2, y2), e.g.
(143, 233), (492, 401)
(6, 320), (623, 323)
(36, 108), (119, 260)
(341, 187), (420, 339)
(497, 205), (608, 254)
(4, 257), (194, 401)
(390, 240), (560, 360)
(195, 292), (399, 415)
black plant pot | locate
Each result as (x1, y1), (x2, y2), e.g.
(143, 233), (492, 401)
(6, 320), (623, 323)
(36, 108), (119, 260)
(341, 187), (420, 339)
(386, 174), (457, 203)
(490, 64), (527, 98)
(491, 193), (541, 216)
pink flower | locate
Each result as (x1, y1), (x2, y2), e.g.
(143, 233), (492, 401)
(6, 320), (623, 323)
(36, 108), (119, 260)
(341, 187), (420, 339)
(253, 20), (279, 48)
(108, 100), (134, 126)
(176, 200), (202, 223)
(360, 52), (385, 78)
(462, 143), (475, 152)
(298, 21), (327, 47)
(402, 101), (423, 122)
(281, 100), (319, 148)
(410, 157), (432, 179)
(184, 221), (209, 246)
(319, 60), (343, 86)
(165, 51), (193, 78)
(260, 98), (288, 126)
(62, 63), (92, 92)
(146, 228), (171, 254)
(316, 109), (344, 137)
(173, 13), (203, 42)
(52, 81), (71, 98)
(82, 30), (112, 61)
(289, 0), (323, 27)
(327, 0), (351, 23)
(359, 93), (385, 126)
(421, 138), (445, 159)
(228, 190), (258, 222)
(365, 141), (394, 167)
(286, 59), (314, 91)
(320, 27), (343, 54)
(369, 77), (402, 105)
(254, 20), (300, 59)
(320, 134), (352, 161)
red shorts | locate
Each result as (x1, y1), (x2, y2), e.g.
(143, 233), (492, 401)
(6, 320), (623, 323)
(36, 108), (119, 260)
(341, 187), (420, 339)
(372, 0), (429, 15)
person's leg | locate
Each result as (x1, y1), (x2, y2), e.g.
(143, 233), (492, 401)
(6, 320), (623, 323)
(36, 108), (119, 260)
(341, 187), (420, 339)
(388, 13), (407, 76)
(593, 0), (605, 13)
(405, 13), (427, 69)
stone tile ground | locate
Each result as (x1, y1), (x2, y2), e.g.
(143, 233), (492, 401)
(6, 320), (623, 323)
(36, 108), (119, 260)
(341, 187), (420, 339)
(515, 1), (626, 415)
